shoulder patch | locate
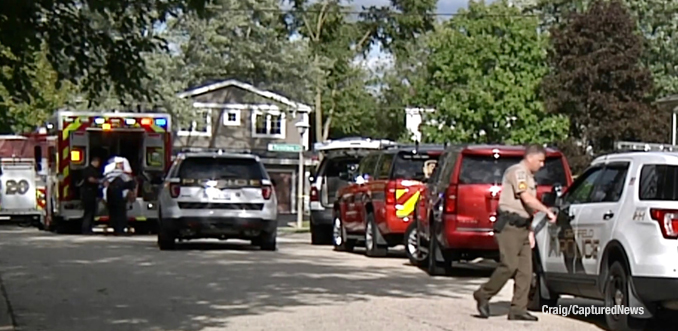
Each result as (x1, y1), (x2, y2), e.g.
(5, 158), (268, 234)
(515, 168), (527, 190)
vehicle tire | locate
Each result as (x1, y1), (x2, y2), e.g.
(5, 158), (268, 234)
(527, 268), (558, 311)
(604, 262), (645, 331)
(157, 212), (176, 250)
(258, 231), (277, 251)
(365, 213), (387, 257)
(405, 221), (426, 267)
(426, 223), (452, 276)
(310, 222), (331, 245)
(332, 214), (355, 252)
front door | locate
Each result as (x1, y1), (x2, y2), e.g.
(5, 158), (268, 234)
(543, 165), (605, 274)
(269, 171), (292, 213)
(574, 161), (630, 275)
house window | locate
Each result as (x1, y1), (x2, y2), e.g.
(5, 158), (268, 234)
(223, 109), (241, 126)
(252, 109), (285, 138)
(178, 109), (212, 136)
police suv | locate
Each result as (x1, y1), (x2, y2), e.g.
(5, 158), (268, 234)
(531, 141), (678, 331)
(156, 150), (278, 250)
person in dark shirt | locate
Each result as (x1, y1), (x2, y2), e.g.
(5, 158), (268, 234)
(105, 160), (137, 235)
(80, 157), (102, 234)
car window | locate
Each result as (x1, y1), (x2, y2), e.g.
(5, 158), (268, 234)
(589, 163), (629, 203)
(390, 151), (440, 181)
(178, 157), (267, 180)
(376, 154), (394, 179)
(639, 164), (678, 200)
(564, 166), (604, 204)
(324, 157), (359, 178)
(458, 155), (567, 185)
(358, 154), (379, 179)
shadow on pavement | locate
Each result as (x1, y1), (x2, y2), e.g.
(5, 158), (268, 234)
(0, 227), (482, 331)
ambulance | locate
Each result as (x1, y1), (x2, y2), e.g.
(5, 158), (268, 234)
(0, 133), (55, 227)
(43, 110), (172, 233)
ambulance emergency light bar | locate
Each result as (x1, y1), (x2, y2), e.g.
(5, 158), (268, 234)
(313, 137), (397, 151)
(614, 141), (678, 152)
(92, 116), (168, 130)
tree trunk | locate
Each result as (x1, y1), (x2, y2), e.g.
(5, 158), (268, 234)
(314, 55), (323, 144)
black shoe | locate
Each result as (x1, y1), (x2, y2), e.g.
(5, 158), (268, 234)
(473, 291), (490, 318)
(508, 312), (538, 321)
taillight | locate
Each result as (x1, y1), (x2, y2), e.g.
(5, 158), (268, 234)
(262, 185), (273, 200)
(310, 186), (319, 201)
(385, 182), (397, 205)
(169, 183), (180, 198)
(649, 209), (678, 239)
(444, 185), (458, 214)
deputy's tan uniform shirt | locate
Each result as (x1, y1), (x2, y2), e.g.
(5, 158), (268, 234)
(498, 162), (537, 218)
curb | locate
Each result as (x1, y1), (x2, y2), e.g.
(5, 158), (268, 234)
(0, 272), (15, 331)
(278, 227), (310, 235)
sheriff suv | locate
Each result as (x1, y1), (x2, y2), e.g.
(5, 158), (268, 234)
(332, 144), (444, 257)
(410, 144), (573, 274)
(156, 151), (277, 251)
(309, 137), (396, 245)
(530, 141), (678, 331)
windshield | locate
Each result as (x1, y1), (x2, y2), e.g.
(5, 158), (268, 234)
(178, 157), (266, 180)
(391, 152), (440, 180)
(458, 155), (567, 185)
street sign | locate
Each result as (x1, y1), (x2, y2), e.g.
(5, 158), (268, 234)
(267, 143), (303, 152)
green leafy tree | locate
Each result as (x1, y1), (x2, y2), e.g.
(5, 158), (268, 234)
(414, 0), (568, 145)
(0, 43), (75, 133)
(542, 0), (668, 172)
(0, 0), (211, 105)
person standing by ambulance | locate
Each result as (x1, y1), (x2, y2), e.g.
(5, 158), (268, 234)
(80, 156), (102, 234)
(473, 144), (557, 321)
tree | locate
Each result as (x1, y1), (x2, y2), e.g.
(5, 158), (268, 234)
(542, 0), (668, 172)
(414, 0), (568, 145)
(0, 43), (76, 133)
(0, 0), (211, 105)
(529, 0), (678, 98)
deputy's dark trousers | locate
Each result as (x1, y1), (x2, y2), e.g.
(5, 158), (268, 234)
(81, 198), (97, 234)
(108, 202), (128, 235)
(474, 223), (532, 314)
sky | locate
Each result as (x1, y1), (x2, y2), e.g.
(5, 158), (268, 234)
(351, 0), (473, 71)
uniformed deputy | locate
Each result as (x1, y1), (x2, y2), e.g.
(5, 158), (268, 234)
(473, 144), (556, 321)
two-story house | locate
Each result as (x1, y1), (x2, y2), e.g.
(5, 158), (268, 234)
(175, 79), (314, 216)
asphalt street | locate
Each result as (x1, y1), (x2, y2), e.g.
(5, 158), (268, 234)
(0, 225), (674, 331)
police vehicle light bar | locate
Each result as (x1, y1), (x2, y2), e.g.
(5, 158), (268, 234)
(615, 141), (678, 152)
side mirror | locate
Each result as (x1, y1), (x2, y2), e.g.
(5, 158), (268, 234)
(553, 183), (564, 197)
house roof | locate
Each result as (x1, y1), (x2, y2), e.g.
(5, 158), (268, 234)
(176, 79), (312, 113)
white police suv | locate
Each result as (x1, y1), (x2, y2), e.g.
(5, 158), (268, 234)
(157, 150), (277, 250)
(530, 141), (678, 331)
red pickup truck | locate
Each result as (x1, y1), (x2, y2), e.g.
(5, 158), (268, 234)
(332, 145), (444, 257)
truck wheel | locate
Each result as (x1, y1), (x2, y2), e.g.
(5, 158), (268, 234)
(426, 226), (453, 276)
(310, 222), (331, 245)
(405, 221), (426, 267)
(365, 213), (387, 257)
(258, 231), (277, 251)
(332, 215), (355, 252)
(604, 262), (645, 331)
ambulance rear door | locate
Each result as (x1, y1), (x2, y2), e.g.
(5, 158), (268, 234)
(0, 160), (39, 213)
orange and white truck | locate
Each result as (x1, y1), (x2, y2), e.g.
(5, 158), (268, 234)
(43, 110), (172, 233)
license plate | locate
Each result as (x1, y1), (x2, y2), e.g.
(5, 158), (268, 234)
(214, 191), (231, 200)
